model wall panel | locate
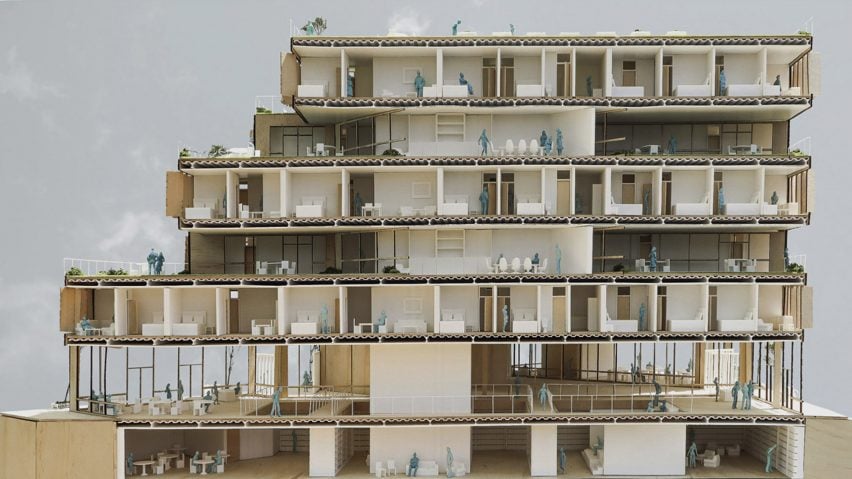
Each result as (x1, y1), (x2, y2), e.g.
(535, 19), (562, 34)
(189, 233), (225, 274)
(443, 56), (482, 96)
(180, 288), (217, 330)
(612, 57), (655, 94)
(375, 114), (412, 153)
(93, 289), (114, 324)
(723, 53), (761, 85)
(716, 285), (753, 321)
(37, 420), (115, 479)
(443, 171), (481, 205)
(239, 288), (278, 332)
(239, 429), (276, 460)
(665, 285), (704, 321)
(262, 173), (281, 213)
(514, 171), (540, 203)
(372, 56), (437, 98)
(722, 170), (758, 203)
(129, 288), (164, 327)
(671, 54), (708, 88)
(289, 173), (340, 216)
(300, 57), (338, 93)
(374, 172), (437, 215)
(758, 285), (783, 323)
(193, 175), (226, 211)
(670, 170), (707, 204)
(370, 285), (434, 332)
(440, 285), (479, 331)
(764, 174), (787, 204)
(602, 424), (686, 476)
(552, 109), (595, 155)
(513, 55), (542, 88)
(0, 416), (36, 479)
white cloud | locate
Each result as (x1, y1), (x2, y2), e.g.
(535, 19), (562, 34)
(387, 8), (431, 36)
(471, 0), (489, 6)
(96, 210), (176, 255)
(0, 46), (61, 101)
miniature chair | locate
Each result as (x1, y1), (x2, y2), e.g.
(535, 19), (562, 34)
(518, 139), (527, 155)
(511, 257), (522, 273)
(386, 459), (398, 475)
(375, 461), (386, 478)
(498, 257), (509, 273)
(485, 258), (496, 274)
(538, 258), (548, 274)
(504, 139), (515, 155)
(523, 257), (533, 273)
(529, 139), (540, 155)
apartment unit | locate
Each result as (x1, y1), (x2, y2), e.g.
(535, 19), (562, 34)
(1, 30), (825, 478)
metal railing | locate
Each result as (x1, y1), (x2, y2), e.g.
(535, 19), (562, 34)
(64, 258), (185, 276)
(547, 383), (701, 414)
(789, 137), (811, 156)
(255, 95), (292, 114)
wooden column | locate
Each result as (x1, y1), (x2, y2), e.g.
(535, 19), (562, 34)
(739, 343), (753, 384)
(274, 345), (288, 396)
(247, 346), (257, 395)
(69, 346), (79, 411)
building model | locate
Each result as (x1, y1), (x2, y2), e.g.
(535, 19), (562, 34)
(1, 27), (833, 478)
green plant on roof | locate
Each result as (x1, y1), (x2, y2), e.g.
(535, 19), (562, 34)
(209, 145), (228, 157)
(786, 262), (804, 273)
(180, 148), (191, 157)
(98, 268), (128, 276)
(256, 106), (272, 114)
(66, 267), (83, 276)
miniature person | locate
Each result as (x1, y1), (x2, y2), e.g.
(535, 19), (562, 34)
(446, 447), (455, 478)
(745, 380), (755, 410)
(208, 450), (223, 474)
(459, 72), (473, 95)
(408, 452), (420, 476)
(80, 316), (92, 335)
(539, 130), (548, 149)
(646, 401), (654, 412)
(643, 189), (650, 214)
(653, 379), (662, 406)
(155, 251), (165, 275)
(147, 248), (157, 275)
(555, 244), (562, 274)
(585, 75), (593, 96)
(451, 20), (461, 36)
(375, 310), (387, 333)
(771, 191), (779, 205)
(414, 71), (425, 97)
(731, 380), (740, 409)
(659, 400), (668, 412)
(347, 74), (354, 97)
(667, 134), (678, 154)
(713, 377), (720, 401)
(513, 374), (521, 396)
(354, 191), (363, 216)
(665, 364), (671, 376)
(630, 363), (638, 384)
(687, 359), (693, 373)
(532, 253), (540, 266)
(502, 304), (510, 332)
(544, 134), (553, 155)
(638, 303), (647, 331)
(191, 451), (201, 473)
(203, 390), (213, 413)
(321, 304), (329, 334)
(212, 381), (219, 405)
(719, 67), (728, 95)
(177, 380), (185, 401)
(649, 246), (658, 272)
(555, 128), (564, 156)
(687, 441), (698, 468)
(127, 452), (135, 475)
(718, 186), (726, 213)
(765, 444), (778, 472)
(270, 386), (282, 417)
(165, 383), (172, 400)
(509, 24), (515, 35)
(479, 185), (489, 215)
(478, 129), (489, 156)
(538, 383), (549, 408)
(773, 74), (781, 86)
(234, 382), (241, 396)
(558, 446), (567, 473)
(302, 370), (312, 387)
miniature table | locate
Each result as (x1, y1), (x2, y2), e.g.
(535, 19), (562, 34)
(148, 400), (172, 416)
(159, 453), (178, 470)
(195, 458), (214, 475)
(133, 460), (156, 476)
(640, 144), (660, 155)
(362, 205), (383, 217)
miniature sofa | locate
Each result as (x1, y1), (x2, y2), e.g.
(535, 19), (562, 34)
(610, 75), (645, 97)
(512, 308), (539, 333)
(516, 84), (545, 97)
(441, 195), (469, 215)
(295, 196), (326, 218)
(406, 460), (440, 476)
(716, 310), (756, 332)
(393, 319), (427, 333)
(516, 198), (545, 215)
(667, 309), (707, 332)
(673, 196), (712, 215)
(602, 312), (639, 332)
(607, 196), (643, 215)
(674, 76), (712, 97)
(291, 310), (319, 335)
(439, 309), (466, 333)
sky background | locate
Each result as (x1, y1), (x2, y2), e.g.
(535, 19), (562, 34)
(0, 0), (849, 415)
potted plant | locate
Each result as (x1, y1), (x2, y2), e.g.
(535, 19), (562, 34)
(208, 145), (228, 157)
(66, 267), (83, 276)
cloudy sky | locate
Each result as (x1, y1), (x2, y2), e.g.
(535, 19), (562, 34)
(0, 0), (849, 415)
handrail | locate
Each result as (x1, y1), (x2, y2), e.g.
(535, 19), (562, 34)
(64, 258), (185, 276)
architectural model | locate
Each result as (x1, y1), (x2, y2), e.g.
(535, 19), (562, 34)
(1, 27), (832, 478)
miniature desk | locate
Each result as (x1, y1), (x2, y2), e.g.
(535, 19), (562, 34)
(133, 460), (156, 476)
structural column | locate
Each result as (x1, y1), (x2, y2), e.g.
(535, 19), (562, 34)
(309, 427), (338, 477)
(216, 288), (228, 335)
(69, 346), (79, 411)
(529, 425), (558, 476)
(114, 288), (128, 336)
(277, 287), (287, 335)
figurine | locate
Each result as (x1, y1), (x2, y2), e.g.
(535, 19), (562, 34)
(784, 247), (790, 270)
(665, 364), (671, 376)
(234, 382), (241, 396)
(687, 359), (693, 373)
(147, 248), (157, 275)
(126, 452), (135, 475)
(446, 447), (455, 478)
(321, 304), (329, 334)
(770, 191), (778, 205)
(719, 67), (727, 95)
(659, 400), (668, 412)
(346, 74), (354, 97)
(509, 24), (515, 35)
(539, 130), (548, 149)
(502, 305), (510, 332)
(414, 71), (425, 97)
(687, 442), (698, 468)
(544, 135), (553, 155)
(666, 134), (677, 154)
(177, 380), (184, 401)
(765, 444), (778, 472)
(451, 20), (461, 36)
(558, 446), (567, 473)
(513, 374), (521, 396)
(270, 386), (282, 417)
(593, 437), (604, 454)
(538, 383), (548, 408)
(532, 253), (540, 266)
(165, 383), (172, 400)
(375, 310), (387, 333)
(653, 379), (661, 406)
(731, 380), (740, 409)
(479, 186), (489, 215)
(191, 451), (201, 472)
(718, 186), (726, 213)
(302, 370), (312, 387)
(646, 401), (654, 412)
(630, 363), (638, 384)
(354, 191), (363, 216)
(478, 129), (490, 156)
(638, 303), (646, 331)
(209, 450), (223, 474)
(585, 75), (593, 96)
(556, 128), (564, 155)
(202, 390), (213, 413)
(212, 381), (219, 405)
(773, 74), (781, 86)
(80, 316), (92, 335)
(649, 246), (658, 272)
(555, 244), (562, 274)
(155, 251), (165, 275)
(744, 380), (754, 410)
(643, 188), (650, 214)
(459, 72), (473, 95)
(408, 452), (420, 476)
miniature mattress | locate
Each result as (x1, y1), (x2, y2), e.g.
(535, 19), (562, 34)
(442, 85), (469, 97)
(516, 202), (544, 215)
(291, 322), (318, 335)
(674, 84), (711, 97)
(725, 203), (761, 215)
(516, 84), (544, 96)
(667, 319), (705, 332)
(439, 320), (465, 333)
(726, 84), (762, 96)
(716, 319), (756, 332)
(672, 203), (711, 215)
(611, 86), (645, 97)
(513, 320), (538, 333)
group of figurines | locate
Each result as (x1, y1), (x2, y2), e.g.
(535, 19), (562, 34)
(146, 248), (166, 275)
(687, 437), (777, 473)
(405, 447), (457, 477)
(477, 128), (566, 156)
(411, 71), (474, 97)
(712, 377), (756, 410)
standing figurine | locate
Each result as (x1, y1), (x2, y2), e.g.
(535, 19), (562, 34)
(532, 253), (540, 266)
(234, 382), (241, 396)
(270, 386), (282, 417)
(770, 191), (778, 205)
(538, 383), (549, 408)
(302, 370), (312, 387)
(773, 74), (781, 86)
(784, 247), (790, 270)
(653, 379), (662, 406)
(718, 186), (726, 214)
(744, 380), (754, 410)
(667, 134), (678, 154)
(478, 129), (490, 156)
(212, 381), (219, 405)
(643, 189), (650, 215)
(451, 20), (461, 36)
(320, 304), (329, 334)
(155, 251), (165, 275)
(765, 444), (778, 472)
(414, 71), (425, 97)
(165, 383), (172, 400)
(177, 380), (184, 401)
(558, 447), (567, 473)
(630, 363), (638, 384)
(687, 441), (698, 468)
(638, 303), (647, 331)
(408, 452), (420, 477)
(731, 380), (740, 409)
(459, 72), (473, 95)
(585, 76), (593, 96)
(146, 248), (157, 275)
(346, 74), (354, 97)
(375, 310), (387, 333)
(649, 246), (658, 272)
(719, 67), (728, 95)
(555, 244), (562, 274)
(354, 191), (363, 216)
(539, 130), (548, 149)
(544, 134), (553, 155)
(509, 24), (515, 35)
(446, 447), (455, 478)
(479, 186), (489, 215)
(502, 305), (510, 332)
(556, 128), (564, 155)
(127, 452), (135, 475)
(202, 390), (213, 413)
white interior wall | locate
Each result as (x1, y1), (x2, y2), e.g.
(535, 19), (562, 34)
(544, 52), (557, 95)
(301, 57), (338, 90)
(716, 285), (753, 321)
(370, 344), (471, 414)
(372, 57), (437, 97)
(509, 286), (536, 315)
(602, 424), (686, 476)
(289, 173), (340, 216)
(612, 56), (654, 93)
(670, 170), (708, 203)
(611, 171), (652, 204)
(370, 426), (471, 474)
(440, 286), (479, 330)
(553, 226), (593, 274)
(514, 55), (542, 89)
(514, 171), (540, 202)
(373, 171), (437, 216)
(443, 171), (481, 203)
(671, 54), (708, 86)
(723, 54), (761, 84)
(239, 429), (276, 460)
(551, 109), (595, 155)
(766, 63), (789, 89)
(262, 173), (281, 213)
(410, 230), (435, 258)
(130, 288), (164, 329)
(309, 428), (336, 477)
(764, 174), (787, 203)
(370, 285), (434, 331)
(722, 170), (758, 203)
(443, 56), (482, 96)
(539, 287), (553, 331)
(193, 175), (226, 210)
(529, 425), (558, 476)
(758, 285), (784, 324)
(284, 286), (338, 328)
(666, 285), (703, 321)
(180, 288), (216, 330)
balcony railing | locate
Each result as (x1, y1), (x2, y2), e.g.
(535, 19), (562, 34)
(64, 258), (185, 276)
